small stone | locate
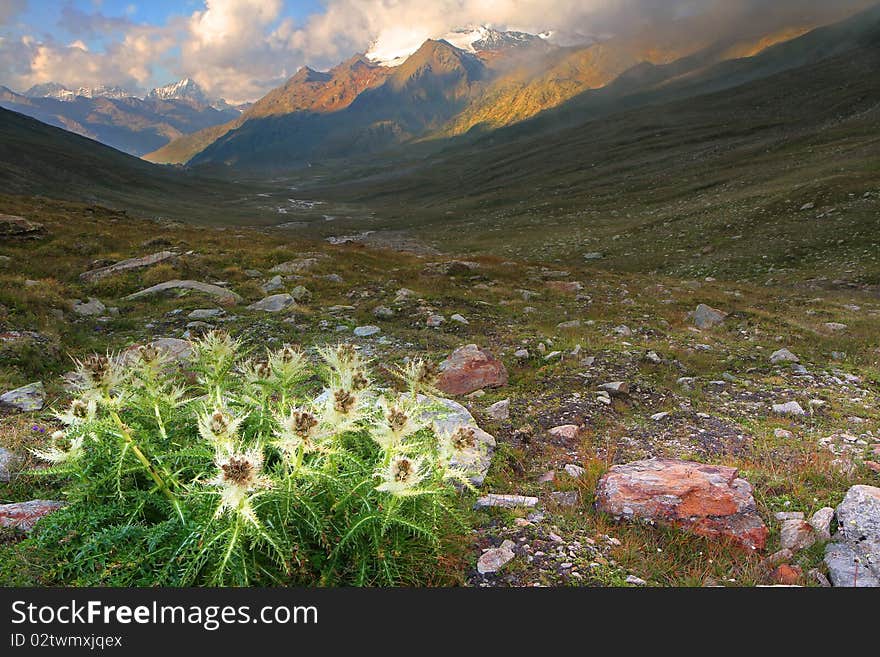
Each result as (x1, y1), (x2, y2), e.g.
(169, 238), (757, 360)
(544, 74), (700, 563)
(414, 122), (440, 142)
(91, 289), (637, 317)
(564, 464), (586, 479)
(538, 471), (555, 483)
(651, 412), (671, 422)
(514, 349), (529, 359)
(486, 399), (510, 421)
(450, 313), (469, 325)
(774, 428), (794, 439)
(187, 308), (224, 320)
(599, 381), (630, 397)
(645, 351), (662, 364)
(779, 519), (816, 552)
(477, 540), (516, 574)
(474, 494), (539, 510)
(625, 575), (647, 586)
(261, 275), (284, 293)
(426, 314), (445, 327)
(824, 322), (848, 332)
(691, 304), (727, 329)
(290, 285), (310, 302)
(548, 425), (579, 440)
(72, 297), (106, 316)
(353, 325), (381, 337)
(809, 507), (834, 541)
(437, 344), (508, 396)
(770, 348), (799, 364)
(773, 401), (805, 417)
(557, 320), (581, 329)
(770, 564), (802, 585)
(373, 305), (394, 319)
(247, 294), (296, 313)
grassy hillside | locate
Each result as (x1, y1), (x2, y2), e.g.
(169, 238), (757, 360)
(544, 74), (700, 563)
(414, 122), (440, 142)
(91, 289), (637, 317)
(0, 107), (284, 225)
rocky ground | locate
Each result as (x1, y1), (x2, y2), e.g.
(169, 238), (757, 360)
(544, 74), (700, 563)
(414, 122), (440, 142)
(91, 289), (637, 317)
(1, 197), (878, 586)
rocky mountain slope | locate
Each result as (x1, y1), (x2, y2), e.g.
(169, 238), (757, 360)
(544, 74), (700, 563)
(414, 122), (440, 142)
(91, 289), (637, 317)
(0, 81), (239, 156)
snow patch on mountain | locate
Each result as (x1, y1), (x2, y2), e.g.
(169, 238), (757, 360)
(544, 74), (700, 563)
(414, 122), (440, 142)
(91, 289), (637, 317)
(366, 25), (549, 67)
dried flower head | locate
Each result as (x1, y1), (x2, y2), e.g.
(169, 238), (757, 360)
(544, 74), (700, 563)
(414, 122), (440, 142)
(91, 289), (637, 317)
(198, 408), (245, 448)
(275, 408), (323, 457)
(333, 389), (356, 414)
(207, 447), (272, 525)
(74, 353), (125, 399)
(375, 455), (425, 495)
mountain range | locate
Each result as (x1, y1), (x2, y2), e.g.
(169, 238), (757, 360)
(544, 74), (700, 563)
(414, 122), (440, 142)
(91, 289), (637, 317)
(0, 78), (245, 157)
(141, 3), (871, 170)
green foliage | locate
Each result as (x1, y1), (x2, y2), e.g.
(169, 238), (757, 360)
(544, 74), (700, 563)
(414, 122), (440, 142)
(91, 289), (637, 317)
(22, 333), (469, 586)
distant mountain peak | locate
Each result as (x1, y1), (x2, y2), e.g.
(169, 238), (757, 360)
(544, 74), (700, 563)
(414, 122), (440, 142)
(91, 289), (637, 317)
(148, 78), (209, 104)
(24, 82), (132, 102)
(366, 25), (549, 67)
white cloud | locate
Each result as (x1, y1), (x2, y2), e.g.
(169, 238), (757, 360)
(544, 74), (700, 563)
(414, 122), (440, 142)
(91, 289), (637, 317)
(0, 0), (873, 103)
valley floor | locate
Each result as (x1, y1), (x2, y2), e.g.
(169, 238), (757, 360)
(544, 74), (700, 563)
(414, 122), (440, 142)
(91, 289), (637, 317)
(1, 196), (878, 586)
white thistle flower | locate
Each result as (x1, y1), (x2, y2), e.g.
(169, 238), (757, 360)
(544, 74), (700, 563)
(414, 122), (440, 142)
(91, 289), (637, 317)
(54, 398), (97, 426)
(274, 407), (324, 458)
(437, 425), (478, 462)
(372, 396), (428, 450)
(317, 386), (367, 433)
(206, 448), (273, 525)
(375, 455), (426, 496)
(32, 430), (85, 464)
(268, 345), (307, 383)
(197, 408), (245, 450)
(241, 358), (273, 384)
(73, 353), (125, 400)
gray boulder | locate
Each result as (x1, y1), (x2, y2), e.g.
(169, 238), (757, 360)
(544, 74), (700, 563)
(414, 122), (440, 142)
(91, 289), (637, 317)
(72, 297), (106, 316)
(247, 294), (296, 313)
(80, 251), (176, 282)
(0, 382), (44, 412)
(825, 485), (880, 587)
(691, 304), (727, 329)
(124, 280), (241, 305)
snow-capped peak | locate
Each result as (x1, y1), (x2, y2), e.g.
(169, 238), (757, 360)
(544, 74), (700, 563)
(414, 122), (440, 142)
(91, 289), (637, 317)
(148, 78), (209, 104)
(443, 26), (546, 53)
(366, 25), (549, 67)
(24, 82), (132, 102)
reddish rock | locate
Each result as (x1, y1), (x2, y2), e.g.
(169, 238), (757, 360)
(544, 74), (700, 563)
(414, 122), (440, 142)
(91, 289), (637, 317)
(0, 500), (64, 532)
(595, 458), (769, 551)
(436, 344), (508, 396)
(770, 564), (803, 585)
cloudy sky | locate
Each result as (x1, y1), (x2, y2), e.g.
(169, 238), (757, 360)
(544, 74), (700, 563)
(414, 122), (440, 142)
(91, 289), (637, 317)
(0, 1), (870, 103)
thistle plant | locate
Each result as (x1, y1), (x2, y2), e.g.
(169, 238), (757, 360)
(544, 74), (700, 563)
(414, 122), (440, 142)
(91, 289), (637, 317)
(25, 333), (471, 586)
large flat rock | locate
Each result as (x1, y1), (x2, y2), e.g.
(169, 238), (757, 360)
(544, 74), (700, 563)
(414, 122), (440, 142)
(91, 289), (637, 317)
(436, 344), (508, 396)
(595, 458), (768, 551)
(80, 251), (176, 282)
(124, 280), (241, 305)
